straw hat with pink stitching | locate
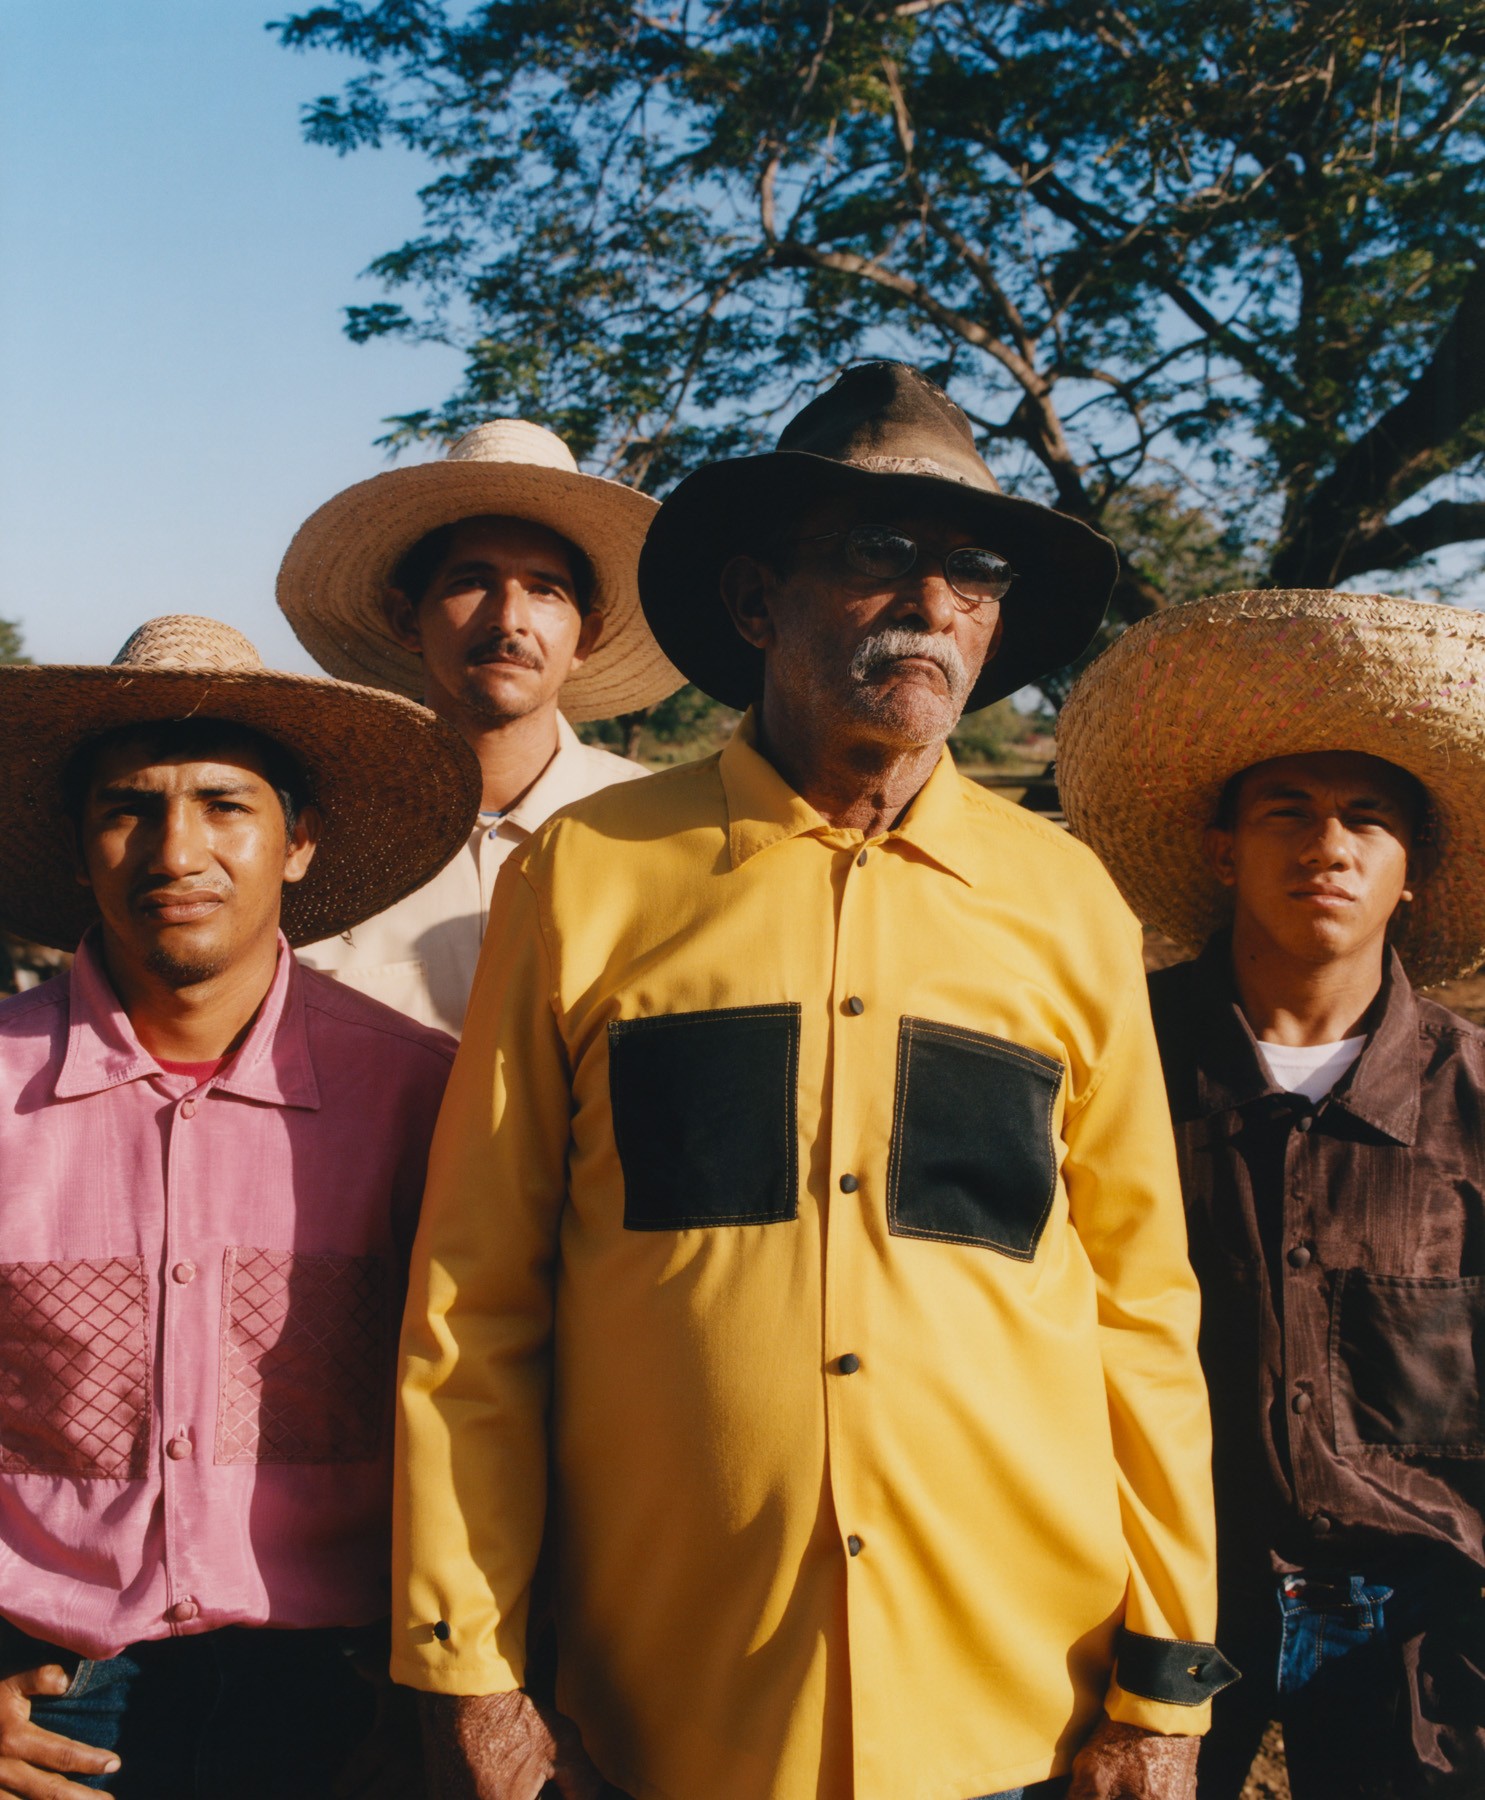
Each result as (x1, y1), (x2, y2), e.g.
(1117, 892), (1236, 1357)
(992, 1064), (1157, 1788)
(1056, 589), (1485, 988)
(276, 420), (683, 721)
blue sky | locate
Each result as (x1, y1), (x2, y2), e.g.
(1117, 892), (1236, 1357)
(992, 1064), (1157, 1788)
(0, 1), (462, 670)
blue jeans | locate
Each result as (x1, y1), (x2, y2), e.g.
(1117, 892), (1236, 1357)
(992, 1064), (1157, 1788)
(1200, 1564), (1485, 1798)
(0, 1618), (382, 1798)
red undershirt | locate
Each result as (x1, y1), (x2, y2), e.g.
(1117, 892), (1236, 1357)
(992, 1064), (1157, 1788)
(155, 1057), (227, 1083)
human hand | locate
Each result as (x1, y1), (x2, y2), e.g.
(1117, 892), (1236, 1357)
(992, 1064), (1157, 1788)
(418, 1690), (605, 1800)
(0, 1664), (121, 1799)
(1065, 1717), (1200, 1800)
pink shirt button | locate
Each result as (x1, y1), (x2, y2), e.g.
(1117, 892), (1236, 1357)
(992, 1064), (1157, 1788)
(180, 1099), (197, 1119)
(167, 1598), (199, 1623)
(171, 1261), (196, 1285)
(166, 1435), (193, 1461)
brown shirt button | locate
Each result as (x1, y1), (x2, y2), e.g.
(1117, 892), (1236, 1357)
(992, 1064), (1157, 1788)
(171, 1261), (196, 1285)
(167, 1598), (199, 1623)
(844, 996), (865, 1016)
(1292, 1391), (1312, 1415)
(1311, 1513), (1332, 1535)
(166, 1434), (193, 1460)
(839, 1174), (859, 1193)
(1287, 1245), (1312, 1268)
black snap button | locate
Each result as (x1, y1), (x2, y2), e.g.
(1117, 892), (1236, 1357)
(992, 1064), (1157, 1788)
(838, 1353), (861, 1375)
(856, 850), (868, 867)
(839, 1173), (859, 1193)
(845, 996), (865, 1016)
(433, 1620), (451, 1642)
(1287, 1245), (1312, 1268)
(847, 1535), (863, 1556)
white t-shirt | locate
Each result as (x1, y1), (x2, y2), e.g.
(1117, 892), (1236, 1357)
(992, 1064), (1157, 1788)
(1256, 1035), (1366, 1105)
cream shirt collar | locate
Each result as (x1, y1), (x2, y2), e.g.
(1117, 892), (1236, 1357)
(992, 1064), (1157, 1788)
(500, 713), (611, 836)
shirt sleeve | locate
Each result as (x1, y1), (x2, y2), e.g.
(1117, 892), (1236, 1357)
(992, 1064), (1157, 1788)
(1061, 935), (1235, 1734)
(392, 859), (567, 1694)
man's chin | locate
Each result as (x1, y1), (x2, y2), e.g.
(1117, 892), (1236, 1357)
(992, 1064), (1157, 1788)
(136, 925), (234, 989)
(460, 667), (554, 725)
(846, 678), (964, 746)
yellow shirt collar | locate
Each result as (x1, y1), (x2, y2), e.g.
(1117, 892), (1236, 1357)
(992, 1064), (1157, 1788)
(719, 708), (976, 886)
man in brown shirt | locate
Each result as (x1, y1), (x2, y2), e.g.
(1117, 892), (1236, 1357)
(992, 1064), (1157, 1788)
(1056, 591), (1485, 1799)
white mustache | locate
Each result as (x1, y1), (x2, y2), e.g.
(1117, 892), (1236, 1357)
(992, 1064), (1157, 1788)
(848, 628), (969, 692)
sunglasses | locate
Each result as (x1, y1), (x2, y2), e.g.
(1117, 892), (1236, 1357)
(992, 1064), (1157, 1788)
(789, 526), (1015, 606)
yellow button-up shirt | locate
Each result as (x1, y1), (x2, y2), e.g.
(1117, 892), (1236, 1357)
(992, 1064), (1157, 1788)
(396, 717), (1223, 1800)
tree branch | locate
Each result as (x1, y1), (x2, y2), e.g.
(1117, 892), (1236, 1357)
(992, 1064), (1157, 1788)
(1271, 260), (1485, 584)
(1331, 499), (1485, 582)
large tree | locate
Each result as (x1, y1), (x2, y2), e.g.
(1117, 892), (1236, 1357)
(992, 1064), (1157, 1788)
(277, 0), (1485, 643)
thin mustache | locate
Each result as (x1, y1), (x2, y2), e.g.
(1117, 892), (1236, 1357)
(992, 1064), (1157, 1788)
(849, 629), (968, 688)
(468, 637), (543, 671)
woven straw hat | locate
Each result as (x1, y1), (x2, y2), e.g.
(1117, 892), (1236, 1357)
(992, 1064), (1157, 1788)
(1056, 590), (1485, 988)
(277, 420), (683, 721)
(0, 615), (482, 952)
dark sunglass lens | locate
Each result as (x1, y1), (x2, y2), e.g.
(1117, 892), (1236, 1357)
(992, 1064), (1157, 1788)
(843, 527), (917, 581)
(945, 547), (1014, 601)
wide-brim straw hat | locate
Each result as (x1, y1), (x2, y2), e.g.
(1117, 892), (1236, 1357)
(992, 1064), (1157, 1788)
(638, 361), (1119, 710)
(277, 420), (683, 721)
(1056, 590), (1485, 988)
(0, 615), (482, 952)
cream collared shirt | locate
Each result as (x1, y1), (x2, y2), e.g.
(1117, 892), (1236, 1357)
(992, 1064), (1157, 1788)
(298, 714), (646, 1035)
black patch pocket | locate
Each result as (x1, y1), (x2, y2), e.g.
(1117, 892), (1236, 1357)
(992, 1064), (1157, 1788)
(609, 1004), (801, 1230)
(887, 1017), (1063, 1260)
(1330, 1271), (1485, 1456)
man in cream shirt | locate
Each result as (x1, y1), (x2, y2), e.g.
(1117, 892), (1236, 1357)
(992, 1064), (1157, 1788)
(279, 421), (681, 1033)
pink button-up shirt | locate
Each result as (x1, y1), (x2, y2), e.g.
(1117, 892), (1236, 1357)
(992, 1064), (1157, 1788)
(0, 932), (454, 1660)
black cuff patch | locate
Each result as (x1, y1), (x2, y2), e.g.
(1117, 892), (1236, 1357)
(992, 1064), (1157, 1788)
(1116, 1628), (1240, 1706)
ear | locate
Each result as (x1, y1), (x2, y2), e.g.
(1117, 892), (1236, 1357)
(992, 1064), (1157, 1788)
(383, 588), (424, 657)
(719, 554), (781, 654)
(282, 807), (322, 887)
(1204, 825), (1237, 889)
(566, 605), (604, 673)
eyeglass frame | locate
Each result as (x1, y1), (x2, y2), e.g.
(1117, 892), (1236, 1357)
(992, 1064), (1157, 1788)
(781, 526), (1016, 609)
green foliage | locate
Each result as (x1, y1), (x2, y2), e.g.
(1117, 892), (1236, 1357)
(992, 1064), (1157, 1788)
(0, 618), (30, 665)
(276, 0), (1485, 671)
(948, 698), (1020, 766)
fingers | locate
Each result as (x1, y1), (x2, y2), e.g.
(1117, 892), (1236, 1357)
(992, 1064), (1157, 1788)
(0, 1757), (120, 1800)
(8, 1722), (119, 1780)
(2, 1671), (70, 1705)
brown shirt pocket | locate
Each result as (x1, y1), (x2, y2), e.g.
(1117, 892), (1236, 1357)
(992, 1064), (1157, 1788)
(1330, 1270), (1485, 1456)
(0, 1257), (150, 1478)
(216, 1248), (388, 1465)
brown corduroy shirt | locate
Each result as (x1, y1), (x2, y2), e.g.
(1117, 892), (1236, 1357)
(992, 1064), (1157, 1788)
(1148, 938), (1485, 1587)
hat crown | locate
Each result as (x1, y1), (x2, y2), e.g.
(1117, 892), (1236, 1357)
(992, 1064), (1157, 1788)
(777, 361), (999, 495)
(112, 615), (265, 673)
(446, 419), (580, 475)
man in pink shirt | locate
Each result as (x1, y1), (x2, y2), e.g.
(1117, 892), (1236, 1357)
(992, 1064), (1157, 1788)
(0, 616), (479, 1799)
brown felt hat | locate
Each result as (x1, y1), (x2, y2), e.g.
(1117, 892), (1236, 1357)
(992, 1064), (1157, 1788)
(638, 361), (1119, 708)
(1056, 590), (1485, 988)
(0, 615), (482, 952)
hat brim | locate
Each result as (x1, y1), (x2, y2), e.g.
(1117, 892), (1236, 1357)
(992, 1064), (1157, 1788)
(277, 461), (683, 721)
(0, 664), (482, 952)
(637, 452), (1118, 709)
(1056, 590), (1485, 988)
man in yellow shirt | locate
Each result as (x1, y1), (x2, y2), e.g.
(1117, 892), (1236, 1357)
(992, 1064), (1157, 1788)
(396, 362), (1235, 1800)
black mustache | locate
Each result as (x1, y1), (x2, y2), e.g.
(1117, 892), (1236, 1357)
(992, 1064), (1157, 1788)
(467, 638), (543, 671)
